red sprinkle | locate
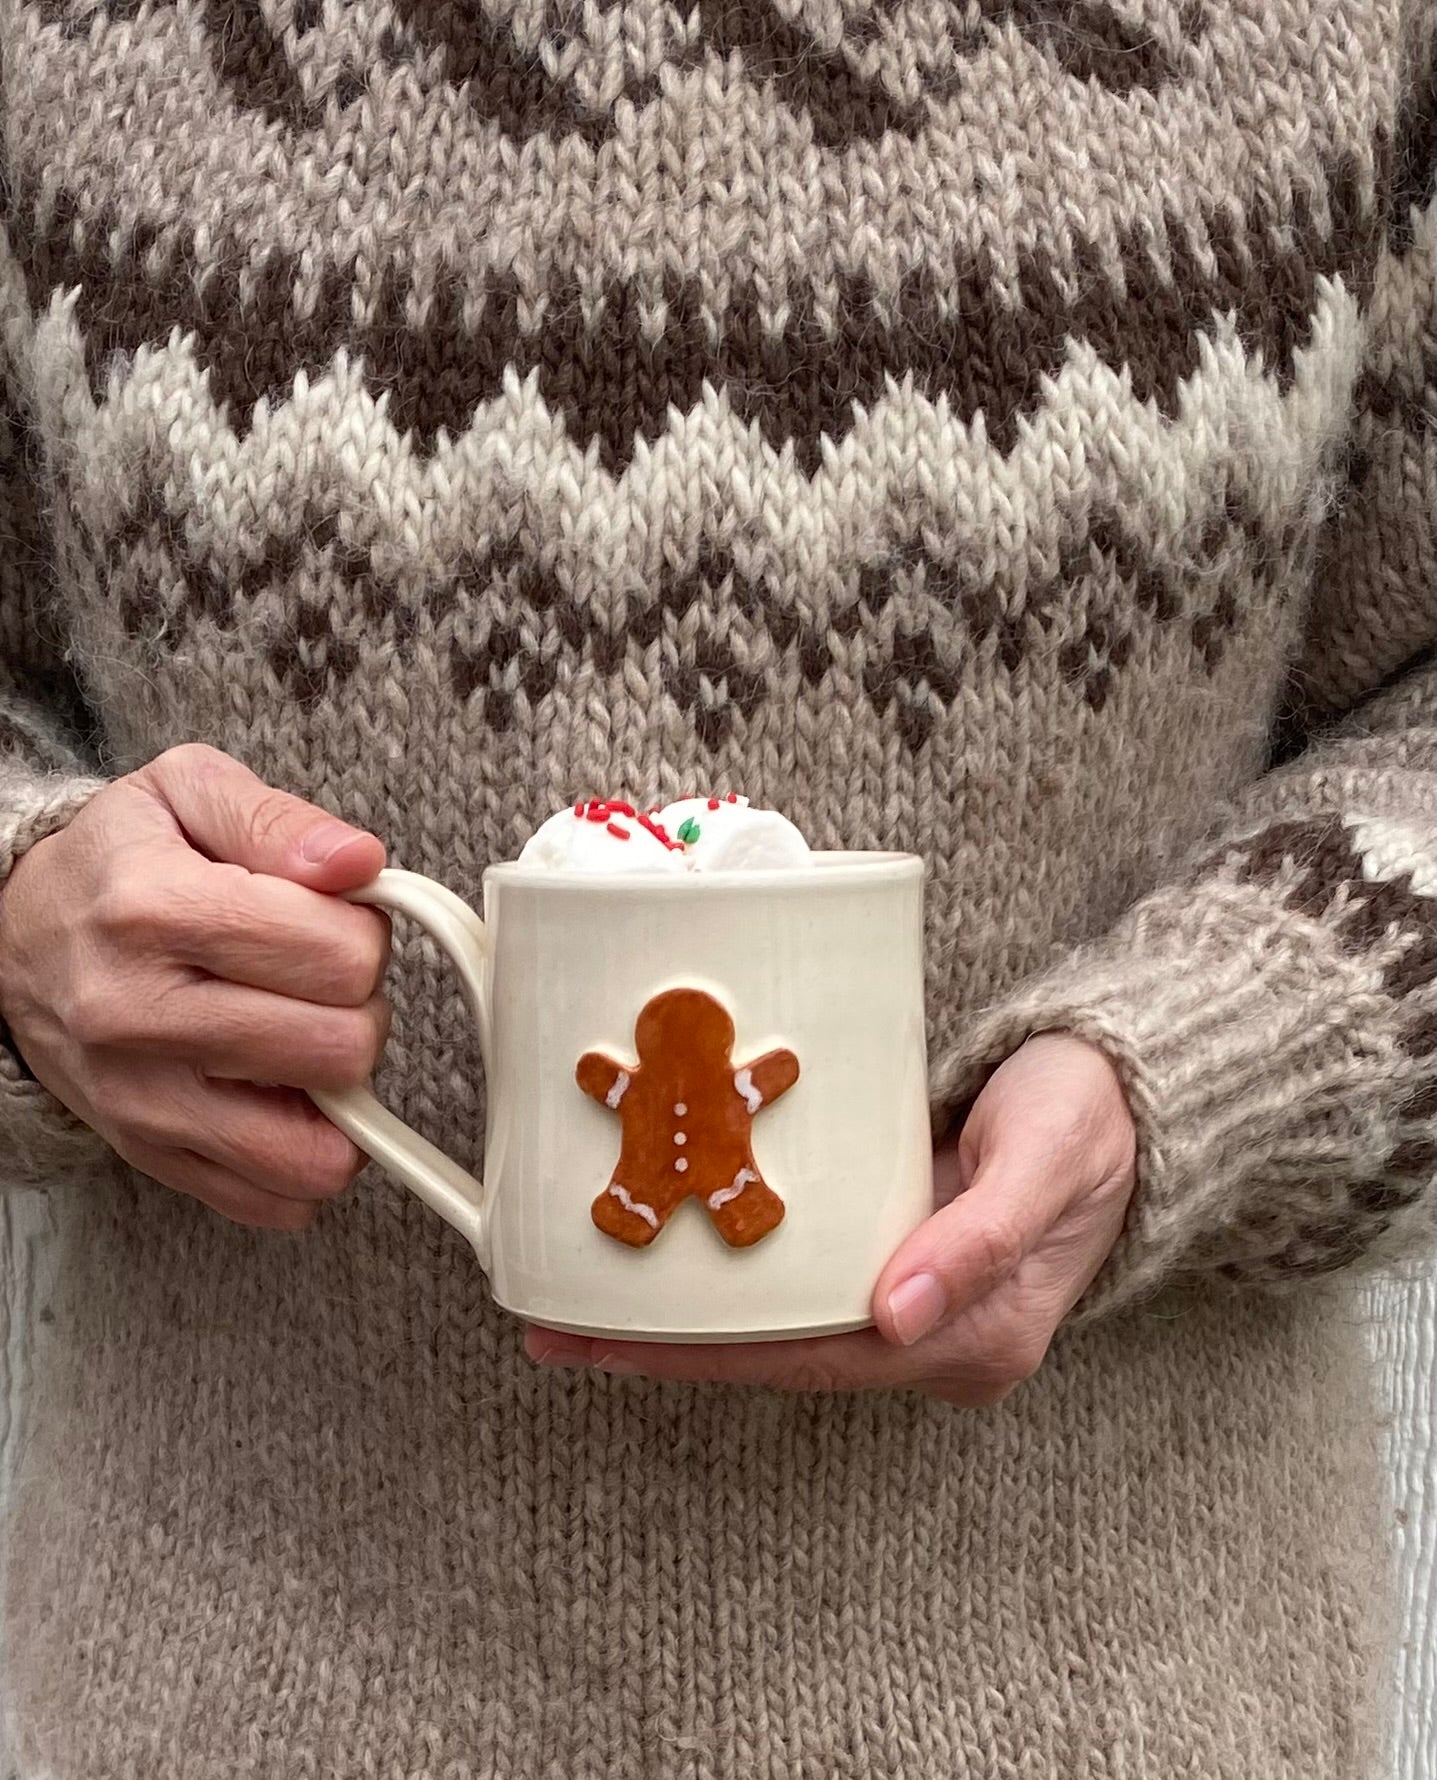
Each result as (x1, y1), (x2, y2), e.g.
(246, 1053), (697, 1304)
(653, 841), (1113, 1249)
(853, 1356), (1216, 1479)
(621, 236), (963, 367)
(586, 805), (608, 822)
(707, 797), (721, 810)
(574, 802), (585, 817)
(606, 801), (637, 818)
(725, 792), (739, 803)
(637, 815), (687, 854)
(606, 821), (630, 840)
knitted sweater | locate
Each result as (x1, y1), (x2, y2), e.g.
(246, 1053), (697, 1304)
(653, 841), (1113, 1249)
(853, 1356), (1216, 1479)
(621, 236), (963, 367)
(1, 0), (1434, 1774)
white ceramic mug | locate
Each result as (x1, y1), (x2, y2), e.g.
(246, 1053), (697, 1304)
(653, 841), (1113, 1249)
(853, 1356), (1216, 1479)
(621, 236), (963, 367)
(311, 855), (932, 1343)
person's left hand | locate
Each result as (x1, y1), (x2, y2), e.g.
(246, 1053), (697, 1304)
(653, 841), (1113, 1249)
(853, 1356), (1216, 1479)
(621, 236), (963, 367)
(525, 1032), (1138, 1404)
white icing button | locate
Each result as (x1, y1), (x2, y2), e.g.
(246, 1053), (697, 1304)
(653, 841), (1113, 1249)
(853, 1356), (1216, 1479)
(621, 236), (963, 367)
(674, 1158), (688, 1173)
(674, 1132), (686, 1145)
(673, 1103), (687, 1116)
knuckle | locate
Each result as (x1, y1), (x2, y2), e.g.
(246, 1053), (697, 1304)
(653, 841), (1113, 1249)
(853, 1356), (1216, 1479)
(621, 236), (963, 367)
(155, 741), (227, 784)
(305, 1126), (366, 1196)
(362, 910), (392, 993)
(64, 981), (130, 1049)
(120, 1099), (182, 1150)
(191, 867), (291, 958)
(972, 1217), (1025, 1289)
(92, 874), (161, 947)
(139, 880), (224, 954)
(316, 949), (367, 1008)
(313, 1007), (387, 1089)
(164, 741), (224, 771)
(320, 915), (390, 1005)
(367, 995), (393, 1062)
(246, 787), (301, 850)
(185, 870), (263, 950)
(204, 861), (255, 902)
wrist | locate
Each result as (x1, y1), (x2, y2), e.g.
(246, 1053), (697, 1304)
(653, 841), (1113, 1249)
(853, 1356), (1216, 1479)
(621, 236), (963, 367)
(0, 832), (51, 1026)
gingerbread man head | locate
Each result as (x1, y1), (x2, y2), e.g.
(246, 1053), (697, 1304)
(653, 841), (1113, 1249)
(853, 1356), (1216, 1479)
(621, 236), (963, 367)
(633, 987), (736, 1072)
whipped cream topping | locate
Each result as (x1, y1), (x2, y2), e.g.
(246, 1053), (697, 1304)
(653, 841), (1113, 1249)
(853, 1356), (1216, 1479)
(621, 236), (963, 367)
(517, 800), (686, 873)
(653, 796), (811, 871)
(517, 794), (813, 873)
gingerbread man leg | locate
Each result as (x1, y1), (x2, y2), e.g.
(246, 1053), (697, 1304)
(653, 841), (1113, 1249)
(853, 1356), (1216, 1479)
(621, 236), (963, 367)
(705, 1172), (786, 1247)
(591, 1179), (670, 1247)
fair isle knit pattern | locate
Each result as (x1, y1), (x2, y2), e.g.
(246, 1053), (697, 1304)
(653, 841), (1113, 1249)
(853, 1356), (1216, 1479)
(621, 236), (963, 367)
(0, 0), (1434, 1775)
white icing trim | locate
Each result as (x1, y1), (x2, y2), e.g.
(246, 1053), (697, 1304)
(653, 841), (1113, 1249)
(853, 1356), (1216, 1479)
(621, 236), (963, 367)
(674, 1158), (689, 1173)
(608, 1182), (658, 1229)
(673, 1102), (687, 1116)
(674, 1132), (687, 1145)
(708, 1168), (758, 1211)
(734, 1068), (763, 1113)
(605, 1070), (630, 1109)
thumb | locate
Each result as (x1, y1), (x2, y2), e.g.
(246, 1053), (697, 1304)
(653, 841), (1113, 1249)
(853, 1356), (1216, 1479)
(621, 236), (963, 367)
(139, 743), (385, 891)
(872, 1139), (1079, 1348)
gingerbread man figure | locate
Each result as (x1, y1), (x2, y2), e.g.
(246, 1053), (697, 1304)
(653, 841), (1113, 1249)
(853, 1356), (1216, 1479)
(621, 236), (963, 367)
(576, 987), (800, 1248)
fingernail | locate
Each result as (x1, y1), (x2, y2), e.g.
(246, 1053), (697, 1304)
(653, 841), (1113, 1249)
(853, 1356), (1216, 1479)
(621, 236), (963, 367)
(886, 1272), (946, 1346)
(528, 1332), (593, 1368)
(301, 819), (361, 864)
(592, 1350), (640, 1377)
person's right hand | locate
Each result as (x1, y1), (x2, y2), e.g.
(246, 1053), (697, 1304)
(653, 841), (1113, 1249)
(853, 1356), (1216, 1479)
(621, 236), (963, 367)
(0, 743), (391, 1229)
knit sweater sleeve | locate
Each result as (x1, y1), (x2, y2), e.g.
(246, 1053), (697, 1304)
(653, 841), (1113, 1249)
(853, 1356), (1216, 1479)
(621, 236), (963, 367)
(932, 177), (1436, 1318)
(0, 368), (109, 1188)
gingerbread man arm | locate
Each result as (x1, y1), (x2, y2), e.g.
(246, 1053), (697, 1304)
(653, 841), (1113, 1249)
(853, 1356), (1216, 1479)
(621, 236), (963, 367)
(733, 1048), (799, 1113)
(576, 1051), (638, 1110)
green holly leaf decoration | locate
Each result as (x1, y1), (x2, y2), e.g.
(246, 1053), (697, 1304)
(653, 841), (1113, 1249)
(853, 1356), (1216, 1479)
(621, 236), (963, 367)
(677, 817), (701, 844)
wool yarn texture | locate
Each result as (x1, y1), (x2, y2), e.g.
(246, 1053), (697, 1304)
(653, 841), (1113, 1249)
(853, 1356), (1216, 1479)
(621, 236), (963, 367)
(0, 0), (1434, 1775)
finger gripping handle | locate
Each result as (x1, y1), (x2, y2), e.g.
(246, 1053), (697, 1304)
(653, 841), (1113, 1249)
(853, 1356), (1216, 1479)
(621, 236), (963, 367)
(308, 869), (492, 1265)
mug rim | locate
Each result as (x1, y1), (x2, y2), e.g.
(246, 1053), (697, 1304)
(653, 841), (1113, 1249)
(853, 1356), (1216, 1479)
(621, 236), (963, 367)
(484, 848), (923, 891)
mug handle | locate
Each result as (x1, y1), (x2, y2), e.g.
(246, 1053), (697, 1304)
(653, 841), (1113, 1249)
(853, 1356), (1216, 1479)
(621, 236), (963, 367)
(307, 868), (492, 1265)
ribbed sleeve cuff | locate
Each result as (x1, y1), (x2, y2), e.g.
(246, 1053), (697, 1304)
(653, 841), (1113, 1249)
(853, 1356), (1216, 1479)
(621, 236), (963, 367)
(0, 769), (105, 884)
(1, 768), (112, 1188)
(930, 872), (1431, 1319)
(0, 1045), (116, 1187)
